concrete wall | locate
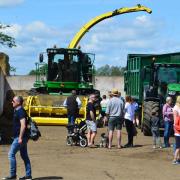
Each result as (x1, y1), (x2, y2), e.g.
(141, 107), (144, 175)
(4, 75), (124, 96)
(5, 75), (36, 91)
(0, 68), (5, 115)
(94, 76), (124, 97)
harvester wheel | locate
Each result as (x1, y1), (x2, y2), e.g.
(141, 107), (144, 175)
(79, 137), (88, 147)
(143, 101), (159, 136)
(66, 136), (73, 146)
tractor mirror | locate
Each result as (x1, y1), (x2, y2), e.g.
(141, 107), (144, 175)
(39, 53), (44, 63)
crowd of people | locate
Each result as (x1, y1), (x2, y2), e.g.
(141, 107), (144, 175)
(86, 89), (180, 165)
(62, 89), (180, 164)
(97, 88), (138, 149)
(2, 91), (180, 179)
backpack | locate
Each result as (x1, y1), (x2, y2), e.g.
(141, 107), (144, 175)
(26, 116), (41, 141)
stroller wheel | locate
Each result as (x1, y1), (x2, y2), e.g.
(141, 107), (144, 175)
(66, 136), (73, 146)
(79, 137), (87, 147)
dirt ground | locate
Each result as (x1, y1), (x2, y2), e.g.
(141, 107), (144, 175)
(0, 126), (179, 180)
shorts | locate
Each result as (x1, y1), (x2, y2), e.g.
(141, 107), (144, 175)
(108, 116), (123, 131)
(86, 120), (97, 132)
(175, 136), (180, 149)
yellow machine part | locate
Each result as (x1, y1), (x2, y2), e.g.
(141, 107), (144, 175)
(68, 4), (152, 49)
(24, 95), (88, 125)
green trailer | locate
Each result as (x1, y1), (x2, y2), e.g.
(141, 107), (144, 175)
(124, 52), (180, 135)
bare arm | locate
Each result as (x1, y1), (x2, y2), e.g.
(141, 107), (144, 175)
(90, 111), (95, 121)
(18, 118), (26, 144)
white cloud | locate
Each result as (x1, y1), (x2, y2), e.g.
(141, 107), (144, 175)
(79, 15), (180, 68)
(0, 21), (65, 74)
(1, 15), (180, 74)
(0, 0), (24, 7)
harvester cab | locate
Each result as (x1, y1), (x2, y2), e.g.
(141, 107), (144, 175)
(25, 47), (100, 125)
(34, 47), (95, 95)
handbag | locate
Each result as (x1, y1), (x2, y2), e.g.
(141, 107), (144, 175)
(26, 117), (41, 141)
(132, 124), (138, 136)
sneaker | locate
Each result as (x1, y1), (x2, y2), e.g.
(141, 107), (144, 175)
(19, 176), (32, 180)
(2, 176), (17, 180)
(124, 144), (133, 148)
(162, 144), (169, 148)
(153, 145), (156, 149)
(172, 160), (180, 165)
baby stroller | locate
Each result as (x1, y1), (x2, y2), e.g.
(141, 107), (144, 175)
(66, 120), (87, 147)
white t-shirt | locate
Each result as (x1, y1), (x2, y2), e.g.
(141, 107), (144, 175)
(100, 99), (109, 111)
(124, 102), (134, 121)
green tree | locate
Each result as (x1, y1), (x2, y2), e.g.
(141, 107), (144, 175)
(111, 66), (121, 76)
(28, 64), (47, 75)
(10, 66), (16, 75)
(96, 64), (111, 76)
(95, 64), (125, 76)
(0, 23), (16, 48)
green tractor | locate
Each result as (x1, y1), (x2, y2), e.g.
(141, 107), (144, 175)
(124, 52), (180, 135)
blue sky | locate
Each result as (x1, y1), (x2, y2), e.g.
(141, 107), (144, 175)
(0, 0), (180, 74)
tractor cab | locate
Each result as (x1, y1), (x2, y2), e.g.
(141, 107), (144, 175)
(34, 48), (95, 94)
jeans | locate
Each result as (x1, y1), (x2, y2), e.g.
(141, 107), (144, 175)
(151, 129), (161, 146)
(125, 119), (134, 145)
(8, 137), (31, 177)
(68, 115), (76, 125)
(164, 121), (173, 147)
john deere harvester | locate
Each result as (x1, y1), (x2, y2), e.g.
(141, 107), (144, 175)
(25, 48), (98, 125)
(24, 4), (151, 125)
(124, 52), (180, 135)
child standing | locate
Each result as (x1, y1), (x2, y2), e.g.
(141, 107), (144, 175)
(150, 110), (162, 149)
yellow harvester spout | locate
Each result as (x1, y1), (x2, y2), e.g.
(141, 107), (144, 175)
(68, 4), (152, 49)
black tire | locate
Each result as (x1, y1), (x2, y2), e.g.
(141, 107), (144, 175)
(143, 101), (159, 136)
(79, 137), (87, 147)
(66, 136), (73, 146)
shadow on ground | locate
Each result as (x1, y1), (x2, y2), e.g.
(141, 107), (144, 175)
(33, 176), (63, 180)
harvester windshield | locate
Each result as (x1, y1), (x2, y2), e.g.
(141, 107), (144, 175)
(47, 48), (82, 82)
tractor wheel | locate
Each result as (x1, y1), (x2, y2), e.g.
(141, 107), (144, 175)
(143, 101), (159, 136)
(79, 137), (88, 147)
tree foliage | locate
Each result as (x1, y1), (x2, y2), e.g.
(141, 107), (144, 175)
(10, 66), (16, 75)
(28, 64), (125, 76)
(0, 23), (16, 48)
(95, 64), (125, 76)
(28, 64), (47, 75)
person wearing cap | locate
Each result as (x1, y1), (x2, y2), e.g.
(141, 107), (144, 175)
(105, 88), (124, 149)
(2, 96), (32, 180)
(162, 96), (174, 148)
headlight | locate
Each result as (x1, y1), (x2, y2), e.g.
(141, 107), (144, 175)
(168, 91), (176, 95)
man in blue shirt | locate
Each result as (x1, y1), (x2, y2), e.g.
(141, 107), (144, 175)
(2, 96), (32, 180)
